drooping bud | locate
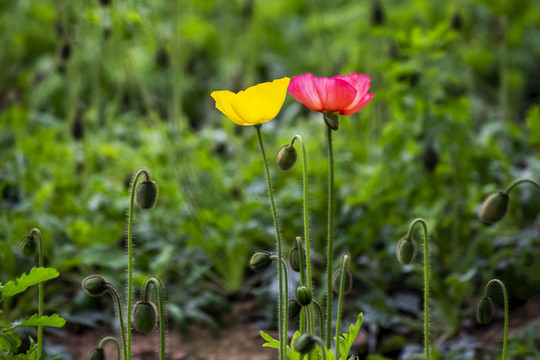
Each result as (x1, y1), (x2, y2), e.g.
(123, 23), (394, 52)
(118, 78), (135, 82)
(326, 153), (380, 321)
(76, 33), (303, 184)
(89, 348), (106, 360)
(276, 144), (297, 171)
(288, 300), (301, 319)
(479, 191), (509, 224)
(136, 180), (158, 210)
(288, 246), (301, 272)
(133, 301), (157, 333)
(396, 236), (417, 265)
(82, 275), (109, 297)
(475, 296), (494, 325)
(332, 267), (353, 295)
(20, 236), (37, 257)
(249, 252), (273, 272)
(296, 286), (313, 306)
(294, 333), (317, 354)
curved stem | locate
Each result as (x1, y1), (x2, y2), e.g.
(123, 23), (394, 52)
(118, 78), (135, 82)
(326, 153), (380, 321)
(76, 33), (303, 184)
(106, 283), (128, 360)
(325, 125), (335, 349)
(126, 168), (151, 360)
(29, 228), (43, 359)
(483, 279), (509, 360)
(142, 278), (166, 360)
(503, 178), (540, 195)
(406, 218), (430, 360)
(296, 237), (306, 334)
(313, 300), (325, 338)
(98, 336), (122, 360)
(255, 126), (286, 360)
(334, 255), (349, 360)
(279, 257), (289, 344)
(315, 337), (328, 360)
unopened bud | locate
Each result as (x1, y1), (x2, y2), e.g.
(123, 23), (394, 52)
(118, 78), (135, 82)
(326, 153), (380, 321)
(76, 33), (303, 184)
(133, 301), (157, 333)
(89, 348), (106, 360)
(288, 300), (301, 319)
(323, 111), (339, 130)
(294, 333), (317, 354)
(475, 296), (494, 325)
(479, 191), (509, 224)
(396, 236), (417, 265)
(20, 236), (37, 257)
(136, 180), (158, 210)
(82, 275), (108, 297)
(249, 252), (273, 272)
(296, 286), (313, 306)
(276, 144), (297, 171)
(288, 247), (301, 272)
(332, 268), (353, 295)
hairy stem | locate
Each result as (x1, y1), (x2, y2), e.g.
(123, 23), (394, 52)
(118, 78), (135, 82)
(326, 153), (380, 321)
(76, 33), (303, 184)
(29, 228), (43, 359)
(334, 255), (350, 360)
(503, 178), (540, 195)
(325, 125), (335, 348)
(106, 283), (128, 360)
(483, 279), (509, 360)
(98, 336), (122, 360)
(142, 278), (166, 360)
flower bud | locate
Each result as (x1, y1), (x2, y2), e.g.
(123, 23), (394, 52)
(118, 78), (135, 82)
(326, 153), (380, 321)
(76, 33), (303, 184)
(276, 144), (297, 171)
(475, 296), (494, 325)
(288, 300), (301, 319)
(89, 348), (106, 360)
(332, 268), (353, 295)
(133, 301), (157, 333)
(249, 252), (273, 272)
(82, 275), (108, 297)
(294, 333), (317, 354)
(20, 236), (37, 257)
(422, 143), (438, 173)
(136, 180), (158, 210)
(479, 191), (509, 224)
(396, 236), (417, 265)
(288, 246), (301, 272)
(323, 111), (339, 130)
(296, 286), (313, 306)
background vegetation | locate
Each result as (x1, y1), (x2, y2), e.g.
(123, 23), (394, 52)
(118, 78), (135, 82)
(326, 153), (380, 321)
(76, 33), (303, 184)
(1, 0), (540, 358)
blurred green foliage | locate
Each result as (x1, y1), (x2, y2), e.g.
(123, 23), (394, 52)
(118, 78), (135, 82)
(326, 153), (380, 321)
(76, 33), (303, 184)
(1, 0), (540, 358)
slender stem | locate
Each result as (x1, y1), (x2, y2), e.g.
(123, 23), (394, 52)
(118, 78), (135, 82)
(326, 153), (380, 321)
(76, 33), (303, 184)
(313, 300), (325, 338)
(315, 337), (328, 360)
(334, 255), (349, 360)
(503, 178), (540, 195)
(406, 218), (430, 360)
(483, 279), (509, 360)
(106, 283), (128, 360)
(126, 168), (151, 360)
(280, 257), (289, 343)
(325, 125), (335, 349)
(29, 228), (43, 359)
(142, 278), (166, 360)
(255, 126), (285, 360)
(297, 237), (306, 334)
(98, 336), (121, 360)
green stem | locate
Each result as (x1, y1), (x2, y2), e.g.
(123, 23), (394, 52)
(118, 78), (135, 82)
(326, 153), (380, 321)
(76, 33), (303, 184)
(503, 178), (540, 195)
(126, 168), (151, 360)
(325, 125), (335, 348)
(315, 337), (328, 360)
(483, 279), (509, 360)
(334, 255), (349, 360)
(105, 283), (128, 360)
(280, 257), (289, 343)
(297, 237), (306, 334)
(406, 218), (430, 360)
(29, 228), (43, 359)
(256, 126), (286, 360)
(313, 300), (325, 338)
(98, 336), (121, 360)
(141, 278), (166, 360)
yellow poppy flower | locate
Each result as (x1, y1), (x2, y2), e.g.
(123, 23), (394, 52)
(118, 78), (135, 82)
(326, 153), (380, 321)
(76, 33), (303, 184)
(211, 77), (290, 126)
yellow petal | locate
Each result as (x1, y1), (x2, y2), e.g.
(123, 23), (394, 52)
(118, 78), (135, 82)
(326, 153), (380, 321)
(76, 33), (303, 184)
(211, 91), (249, 126)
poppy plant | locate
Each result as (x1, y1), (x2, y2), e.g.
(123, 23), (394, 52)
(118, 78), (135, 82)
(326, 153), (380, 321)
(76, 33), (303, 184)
(288, 73), (374, 129)
(211, 77), (290, 126)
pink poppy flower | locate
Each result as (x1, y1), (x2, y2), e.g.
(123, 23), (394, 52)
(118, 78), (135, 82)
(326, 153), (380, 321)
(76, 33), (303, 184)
(288, 73), (374, 129)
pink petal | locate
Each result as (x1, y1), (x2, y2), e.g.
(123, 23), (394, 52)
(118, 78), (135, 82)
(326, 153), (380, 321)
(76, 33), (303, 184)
(340, 93), (375, 115)
(335, 73), (373, 115)
(314, 77), (357, 112)
(288, 73), (324, 112)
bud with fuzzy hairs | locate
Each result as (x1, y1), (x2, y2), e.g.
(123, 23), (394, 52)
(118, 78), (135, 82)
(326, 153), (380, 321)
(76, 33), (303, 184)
(479, 190), (509, 224)
(20, 235), (37, 257)
(276, 144), (297, 170)
(396, 236), (417, 265)
(249, 251), (274, 272)
(475, 296), (494, 325)
(136, 180), (159, 210)
(133, 301), (157, 333)
(82, 275), (109, 297)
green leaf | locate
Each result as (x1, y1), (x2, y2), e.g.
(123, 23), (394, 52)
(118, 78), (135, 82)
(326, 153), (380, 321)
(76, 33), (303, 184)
(8, 314), (66, 330)
(0, 268), (59, 299)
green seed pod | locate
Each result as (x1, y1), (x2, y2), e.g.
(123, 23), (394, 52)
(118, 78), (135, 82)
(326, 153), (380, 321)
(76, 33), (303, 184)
(89, 348), (106, 360)
(296, 286), (313, 306)
(82, 275), (109, 297)
(288, 300), (301, 319)
(136, 180), (158, 210)
(276, 144), (297, 171)
(479, 191), (509, 224)
(332, 268), (353, 294)
(133, 301), (157, 333)
(20, 236), (37, 257)
(294, 333), (317, 354)
(249, 252), (273, 272)
(475, 296), (494, 325)
(396, 236), (417, 265)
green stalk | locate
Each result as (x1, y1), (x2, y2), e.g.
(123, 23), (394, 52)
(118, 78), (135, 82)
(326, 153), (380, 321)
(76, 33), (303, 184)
(141, 278), (166, 360)
(406, 218), (430, 360)
(334, 255), (350, 360)
(280, 257), (289, 338)
(325, 125), (335, 348)
(483, 279), (509, 360)
(105, 283), (128, 360)
(503, 178), (540, 195)
(315, 337), (328, 360)
(256, 125), (286, 360)
(98, 336), (122, 360)
(29, 229), (43, 359)
(126, 168), (151, 360)
(313, 300), (325, 338)
(297, 237), (306, 334)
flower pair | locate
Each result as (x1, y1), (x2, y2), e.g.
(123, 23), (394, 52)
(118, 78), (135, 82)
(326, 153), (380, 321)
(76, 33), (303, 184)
(211, 73), (374, 127)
